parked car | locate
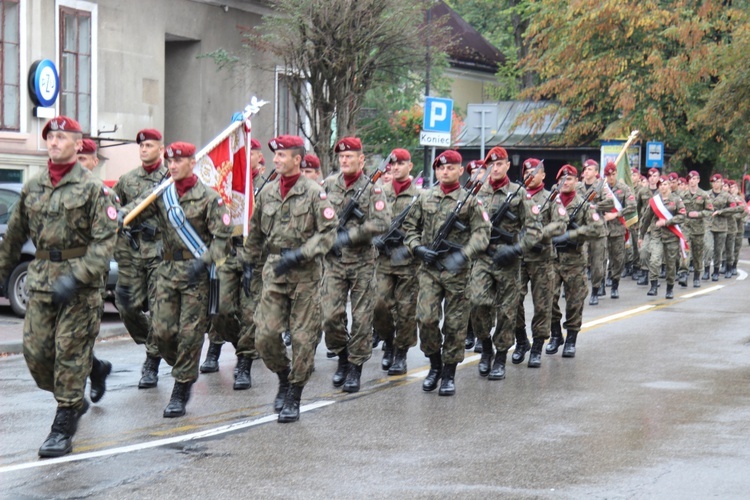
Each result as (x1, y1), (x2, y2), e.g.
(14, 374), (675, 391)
(0, 183), (118, 318)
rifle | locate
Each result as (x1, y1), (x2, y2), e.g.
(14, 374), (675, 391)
(554, 184), (599, 250)
(488, 171), (536, 246)
(253, 168), (278, 197)
(331, 157), (389, 257)
(376, 171), (424, 252)
(427, 167), (492, 270)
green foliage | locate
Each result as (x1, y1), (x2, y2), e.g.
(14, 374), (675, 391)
(197, 48), (240, 72)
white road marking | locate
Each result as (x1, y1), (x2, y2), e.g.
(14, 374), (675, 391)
(681, 284), (724, 298)
(582, 305), (655, 329)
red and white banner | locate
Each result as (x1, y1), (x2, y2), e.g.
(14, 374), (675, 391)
(649, 194), (689, 258)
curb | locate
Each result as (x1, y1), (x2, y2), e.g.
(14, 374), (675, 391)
(0, 324), (129, 356)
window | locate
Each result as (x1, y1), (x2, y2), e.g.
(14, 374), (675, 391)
(275, 71), (304, 137)
(0, 0), (20, 130)
(59, 6), (91, 133)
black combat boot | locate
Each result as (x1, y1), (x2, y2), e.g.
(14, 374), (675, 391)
(562, 330), (578, 358)
(665, 284), (674, 299)
(659, 264), (667, 279)
(511, 328), (530, 364)
(233, 355), (253, 390)
(138, 355), (160, 389)
(599, 284), (606, 296)
(388, 348), (408, 375)
(38, 403), (86, 458)
(677, 271), (688, 287)
(343, 363), (362, 393)
(712, 266), (720, 281)
(464, 320), (476, 351)
(478, 338), (494, 377)
(372, 330), (381, 349)
(702, 266), (710, 281)
(725, 266), (733, 279)
(488, 350), (507, 380)
(589, 286), (599, 306)
(200, 342), (222, 373)
(381, 338), (394, 371)
(438, 363), (457, 396)
(527, 339), (544, 368)
(647, 280), (659, 296)
(631, 268), (642, 281)
(622, 263), (632, 278)
(605, 272), (612, 287)
(332, 348), (349, 387)
(637, 272), (649, 285)
(546, 322), (564, 355)
(163, 381), (192, 418)
(693, 270), (701, 288)
(422, 353), (442, 392)
(274, 368), (291, 413)
(89, 357), (112, 403)
(610, 279), (620, 299)
(732, 262), (738, 276)
(278, 385), (303, 423)
(719, 260), (726, 274)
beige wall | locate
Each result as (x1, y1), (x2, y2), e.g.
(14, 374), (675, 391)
(446, 66), (497, 115)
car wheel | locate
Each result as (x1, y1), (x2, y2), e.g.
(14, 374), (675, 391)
(8, 261), (29, 318)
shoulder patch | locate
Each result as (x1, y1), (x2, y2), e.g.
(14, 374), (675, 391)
(526, 193), (532, 200)
(217, 198), (224, 206)
(592, 212), (600, 221)
(531, 205), (540, 215)
(323, 206), (335, 220)
(320, 191), (327, 200)
(558, 206), (566, 216)
(101, 187), (109, 196)
(375, 200), (385, 211)
(107, 206), (117, 220)
(482, 211), (490, 222)
(374, 187), (382, 195)
(222, 213), (231, 226)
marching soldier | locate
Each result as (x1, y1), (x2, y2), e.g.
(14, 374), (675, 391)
(680, 171), (713, 287)
(469, 147), (542, 381)
(402, 150), (489, 395)
(113, 129), (167, 388)
(245, 135), (337, 422)
(372, 148), (420, 375)
(548, 165), (604, 357)
(0, 116), (117, 457)
(634, 168), (661, 285)
(321, 137), (391, 393)
(602, 161), (636, 298)
(145, 142), (232, 417)
(624, 167), (643, 278)
(730, 181), (747, 275)
(301, 154), (323, 185)
(463, 159), (486, 352)
(723, 180), (743, 278)
(706, 174), (740, 281)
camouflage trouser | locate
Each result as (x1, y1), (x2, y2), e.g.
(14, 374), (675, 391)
(416, 266), (469, 364)
(733, 226), (743, 265)
(639, 233), (652, 269)
(255, 274), (321, 387)
(724, 231), (736, 267)
(208, 255), (260, 359)
(24, 288), (102, 410)
(551, 254), (588, 332)
(606, 233), (627, 279)
(516, 259), (555, 341)
(587, 236), (606, 288)
(628, 225), (640, 268)
(152, 264), (210, 384)
(682, 230), (705, 274)
(468, 256), (520, 353)
(372, 267), (418, 351)
(648, 236), (679, 284)
(707, 231), (726, 269)
(321, 259), (375, 366)
(115, 254), (160, 358)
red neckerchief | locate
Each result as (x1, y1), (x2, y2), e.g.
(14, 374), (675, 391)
(344, 170), (363, 189)
(48, 159), (77, 187)
(440, 182), (460, 195)
(559, 191), (576, 207)
(143, 159), (162, 174)
(527, 184), (544, 197)
(175, 174), (198, 198)
(392, 178), (412, 196)
(490, 176), (509, 191)
(280, 173), (301, 199)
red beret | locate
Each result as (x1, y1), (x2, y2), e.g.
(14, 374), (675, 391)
(678, 177), (686, 184)
(603, 161), (617, 176)
(136, 128), (163, 144)
(268, 135), (304, 152)
(250, 138), (262, 150)
(667, 172), (679, 181)
(42, 116), (82, 139)
(164, 141), (196, 159)
(484, 146), (508, 163)
(433, 150), (462, 169)
(631, 167), (640, 174)
(334, 136), (362, 153)
(710, 173), (722, 182)
(687, 170), (700, 179)
(648, 167), (660, 176)
(656, 175), (669, 186)
(388, 148), (411, 163)
(466, 159), (485, 176)
(557, 164), (578, 179)
(78, 138), (98, 155)
(301, 154), (320, 170)
(727, 179), (736, 187)
(523, 158), (543, 172)
(582, 159), (599, 169)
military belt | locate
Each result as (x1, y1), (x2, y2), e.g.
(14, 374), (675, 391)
(266, 244), (291, 256)
(36, 247), (87, 262)
(163, 249), (193, 261)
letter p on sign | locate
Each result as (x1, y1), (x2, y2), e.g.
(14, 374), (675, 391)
(423, 97), (453, 134)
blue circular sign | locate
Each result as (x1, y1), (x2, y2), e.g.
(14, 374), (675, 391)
(28, 59), (60, 108)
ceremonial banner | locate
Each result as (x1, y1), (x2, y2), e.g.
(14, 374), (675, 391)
(649, 194), (689, 259)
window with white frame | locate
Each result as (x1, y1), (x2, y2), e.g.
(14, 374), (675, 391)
(0, 0), (20, 130)
(59, 5), (91, 133)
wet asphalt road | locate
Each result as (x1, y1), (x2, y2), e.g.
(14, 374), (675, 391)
(1, 263), (750, 499)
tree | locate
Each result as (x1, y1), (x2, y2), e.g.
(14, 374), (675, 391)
(246, 0), (447, 175)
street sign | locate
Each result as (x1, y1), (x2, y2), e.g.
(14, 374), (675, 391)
(421, 97), (453, 147)
(646, 141), (664, 168)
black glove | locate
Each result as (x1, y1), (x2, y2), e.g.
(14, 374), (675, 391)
(117, 210), (127, 233)
(187, 259), (208, 287)
(242, 263), (254, 298)
(492, 244), (523, 267)
(372, 236), (386, 253)
(274, 248), (305, 276)
(115, 285), (131, 309)
(552, 231), (571, 246)
(334, 228), (352, 250)
(51, 275), (78, 307)
(414, 245), (439, 265)
(442, 250), (468, 273)
(390, 245), (411, 264)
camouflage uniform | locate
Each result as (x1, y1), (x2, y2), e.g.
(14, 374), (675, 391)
(0, 163), (117, 411)
(321, 173), (390, 367)
(706, 189), (736, 273)
(639, 192), (687, 285)
(732, 200), (747, 270)
(680, 188), (713, 279)
(150, 181), (231, 383)
(403, 186), (490, 364)
(112, 161), (168, 358)
(577, 181), (614, 295)
(246, 175), (337, 387)
(604, 180), (637, 285)
(723, 192), (745, 275)
(635, 184), (658, 275)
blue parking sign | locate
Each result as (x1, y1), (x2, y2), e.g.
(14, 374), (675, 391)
(646, 141), (664, 168)
(423, 97), (453, 133)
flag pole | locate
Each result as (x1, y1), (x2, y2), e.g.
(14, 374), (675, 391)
(614, 130), (639, 166)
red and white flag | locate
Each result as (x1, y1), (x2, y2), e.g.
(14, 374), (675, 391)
(649, 194), (689, 259)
